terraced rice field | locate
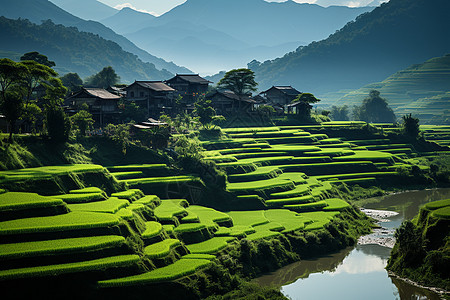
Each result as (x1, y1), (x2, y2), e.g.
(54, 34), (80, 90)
(1, 124), (448, 291)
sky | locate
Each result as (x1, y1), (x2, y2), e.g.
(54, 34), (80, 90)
(98, 0), (383, 16)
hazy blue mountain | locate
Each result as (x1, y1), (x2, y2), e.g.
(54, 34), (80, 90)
(250, 0), (450, 97)
(0, 0), (190, 74)
(101, 7), (156, 35)
(0, 17), (172, 82)
(49, 0), (117, 21)
(333, 54), (450, 124)
(106, 0), (372, 74)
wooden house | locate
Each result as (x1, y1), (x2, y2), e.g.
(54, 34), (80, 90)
(261, 86), (301, 105)
(287, 100), (313, 116)
(124, 81), (175, 117)
(65, 88), (121, 126)
(165, 74), (211, 102)
(208, 90), (255, 115)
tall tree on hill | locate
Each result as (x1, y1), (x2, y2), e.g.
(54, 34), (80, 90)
(352, 90), (396, 123)
(217, 68), (258, 97)
(21, 60), (58, 105)
(86, 66), (120, 89)
(60, 73), (83, 96)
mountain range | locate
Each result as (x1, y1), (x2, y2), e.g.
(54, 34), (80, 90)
(0, 17), (172, 82)
(334, 54), (450, 124)
(99, 0), (373, 74)
(0, 0), (190, 75)
(249, 0), (450, 98)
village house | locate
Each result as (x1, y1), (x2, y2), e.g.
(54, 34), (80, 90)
(208, 90), (256, 115)
(124, 81), (175, 117)
(165, 74), (211, 103)
(260, 86), (301, 106)
(65, 87), (121, 126)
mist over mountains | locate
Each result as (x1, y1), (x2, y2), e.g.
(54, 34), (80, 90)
(100, 0), (373, 74)
(250, 0), (450, 98)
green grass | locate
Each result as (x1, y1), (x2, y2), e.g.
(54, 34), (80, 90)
(107, 164), (168, 172)
(227, 177), (295, 195)
(134, 195), (161, 207)
(222, 127), (281, 134)
(183, 254), (216, 260)
(265, 195), (314, 207)
(67, 197), (129, 214)
(97, 258), (212, 287)
(228, 166), (282, 182)
(235, 156), (295, 166)
(270, 184), (310, 198)
(283, 200), (328, 212)
(53, 192), (107, 204)
(123, 176), (199, 186)
(0, 236), (126, 260)
(142, 221), (163, 239)
(174, 223), (206, 233)
(0, 211), (120, 235)
(423, 199), (450, 211)
(0, 192), (65, 211)
(185, 206), (232, 228)
(314, 172), (397, 181)
(264, 209), (306, 233)
(186, 237), (235, 254)
(0, 254), (140, 280)
(154, 200), (187, 222)
(432, 206), (450, 219)
(110, 171), (144, 180)
(301, 211), (340, 231)
(245, 230), (281, 241)
(115, 208), (133, 220)
(69, 187), (105, 195)
(144, 238), (181, 259)
(226, 211), (268, 227)
(110, 189), (144, 201)
(323, 198), (351, 211)
(333, 150), (395, 163)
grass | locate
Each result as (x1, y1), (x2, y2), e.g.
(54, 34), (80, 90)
(227, 166), (282, 182)
(0, 236), (126, 260)
(154, 200), (187, 222)
(270, 184), (310, 198)
(144, 239), (181, 259)
(185, 206), (232, 228)
(432, 206), (450, 219)
(134, 195), (161, 207)
(226, 211), (268, 227)
(0, 211), (120, 236)
(110, 189), (144, 201)
(142, 221), (163, 239)
(110, 171), (144, 180)
(264, 209), (306, 233)
(97, 258), (212, 287)
(69, 187), (105, 195)
(283, 200), (328, 212)
(67, 197), (129, 214)
(107, 164), (168, 172)
(265, 195), (314, 207)
(227, 177), (295, 195)
(423, 199), (450, 211)
(174, 223), (206, 233)
(186, 237), (235, 254)
(53, 192), (107, 204)
(323, 198), (351, 211)
(301, 211), (340, 231)
(245, 230), (281, 241)
(0, 254), (140, 280)
(183, 254), (216, 260)
(0, 192), (65, 211)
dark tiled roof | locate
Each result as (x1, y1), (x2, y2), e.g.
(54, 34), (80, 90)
(69, 88), (120, 100)
(133, 81), (175, 92)
(263, 86), (301, 96)
(212, 90), (256, 103)
(168, 74), (211, 84)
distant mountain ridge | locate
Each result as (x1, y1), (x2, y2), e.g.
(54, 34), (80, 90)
(250, 0), (450, 97)
(0, 0), (190, 74)
(49, 0), (117, 21)
(101, 0), (372, 74)
(0, 17), (172, 82)
(334, 54), (450, 124)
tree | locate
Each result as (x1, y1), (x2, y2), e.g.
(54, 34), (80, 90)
(194, 97), (216, 129)
(0, 58), (27, 102)
(291, 93), (319, 119)
(60, 73), (83, 96)
(71, 109), (94, 137)
(20, 60), (58, 104)
(46, 106), (71, 142)
(217, 68), (258, 96)
(256, 105), (275, 123)
(353, 90), (396, 123)
(20, 51), (55, 68)
(294, 93), (321, 104)
(330, 105), (350, 121)
(86, 66), (120, 89)
(401, 114), (420, 138)
(1, 91), (24, 141)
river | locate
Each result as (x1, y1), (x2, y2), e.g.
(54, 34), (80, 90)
(253, 188), (450, 300)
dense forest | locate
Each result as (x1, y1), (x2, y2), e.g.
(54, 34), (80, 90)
(0, 17), (172, 82)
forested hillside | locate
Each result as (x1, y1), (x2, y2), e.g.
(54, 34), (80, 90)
(0, 17), (172, 82)
(250, 0), (450, 96)
(0, 0), (190, 74)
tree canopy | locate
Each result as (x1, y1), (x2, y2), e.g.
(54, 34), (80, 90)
(20, 51), (56, 68)
(86, 66), (120, 89)
(217, 68), (257, 96)
(352, 90), (396, 123)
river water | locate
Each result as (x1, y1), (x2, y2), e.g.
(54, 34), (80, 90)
(253, 188), (450, 300)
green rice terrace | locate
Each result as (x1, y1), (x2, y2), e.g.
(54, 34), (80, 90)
(0, 124), (449, 298)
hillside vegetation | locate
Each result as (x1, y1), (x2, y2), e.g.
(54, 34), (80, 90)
(251, 0), (450, 96)
(0, 17), (172, 82)
(333, 54), (450, 124)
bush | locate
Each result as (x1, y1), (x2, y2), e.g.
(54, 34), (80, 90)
(46, 106), (71, 143)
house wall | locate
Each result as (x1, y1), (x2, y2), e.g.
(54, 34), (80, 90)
(266, 89), (290, 105)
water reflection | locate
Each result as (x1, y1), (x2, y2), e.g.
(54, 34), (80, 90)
(253, 188), (450, 299)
